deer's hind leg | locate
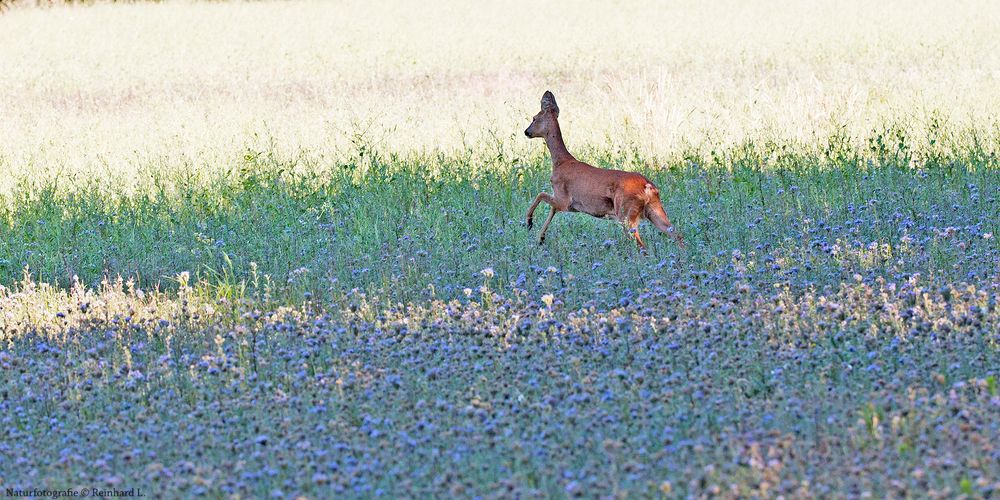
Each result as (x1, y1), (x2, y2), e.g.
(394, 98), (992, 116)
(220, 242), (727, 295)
(622, 202), (648, 255)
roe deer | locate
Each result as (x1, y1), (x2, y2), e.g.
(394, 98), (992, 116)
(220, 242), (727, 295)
(524, 91), (685, 253)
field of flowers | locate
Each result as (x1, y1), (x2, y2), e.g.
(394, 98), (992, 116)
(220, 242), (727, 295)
(3, 143), (999, 497)
(3, 0), (1000, 497)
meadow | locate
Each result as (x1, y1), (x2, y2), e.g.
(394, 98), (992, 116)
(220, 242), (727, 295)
(2, 0), (1000, 497)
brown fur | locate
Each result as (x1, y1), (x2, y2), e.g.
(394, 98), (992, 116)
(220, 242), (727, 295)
(524, 91), (685, 253)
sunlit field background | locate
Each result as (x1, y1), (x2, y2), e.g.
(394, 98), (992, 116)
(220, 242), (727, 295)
(4, 0), (1000, 187)
(2, 1), (1000, 497)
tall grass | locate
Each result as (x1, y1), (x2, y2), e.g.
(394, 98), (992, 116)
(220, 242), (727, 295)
(2, 128), (998, 308)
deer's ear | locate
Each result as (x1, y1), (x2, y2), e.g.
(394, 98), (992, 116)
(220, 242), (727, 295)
(541, 91), (559, 115)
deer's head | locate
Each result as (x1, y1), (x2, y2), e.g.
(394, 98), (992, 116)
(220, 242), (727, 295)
(524, 91), (559, 139)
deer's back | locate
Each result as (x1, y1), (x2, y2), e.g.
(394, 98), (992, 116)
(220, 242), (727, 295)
(554, 160), (654, 197)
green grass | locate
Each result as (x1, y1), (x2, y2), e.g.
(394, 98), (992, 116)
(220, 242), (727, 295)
(3, 125), (998, 308)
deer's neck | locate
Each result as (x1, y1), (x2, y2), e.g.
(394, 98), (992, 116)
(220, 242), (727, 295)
(544, 121), (575, 166)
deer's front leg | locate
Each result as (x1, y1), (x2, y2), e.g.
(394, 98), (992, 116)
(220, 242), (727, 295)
(538, 206), (558, 244)
(526, 192), (556, 230)
(537, 194), (574, 244)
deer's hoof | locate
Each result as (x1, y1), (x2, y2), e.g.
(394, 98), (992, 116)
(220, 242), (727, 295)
(526, 220), (533, 230)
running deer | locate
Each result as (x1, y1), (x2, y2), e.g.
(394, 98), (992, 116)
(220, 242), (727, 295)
(524, 91), (685, 253)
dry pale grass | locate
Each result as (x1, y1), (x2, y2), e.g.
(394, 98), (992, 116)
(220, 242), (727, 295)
(2, 0), (1000, 193)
